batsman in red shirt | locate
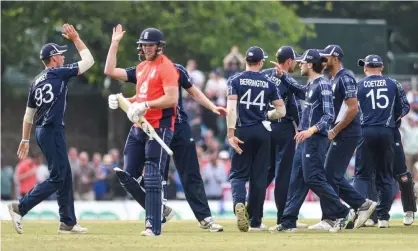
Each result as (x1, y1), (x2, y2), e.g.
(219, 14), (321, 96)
(105, 26), (179, 237)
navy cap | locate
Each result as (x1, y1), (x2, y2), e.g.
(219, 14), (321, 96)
(245, 46), (268, 62)
(296, 49), (325, 64)
(276, 46), (300, 61)
(40, 43), (68, 60)
(318, 44), (344, 59)
(358, 55), (384, 68)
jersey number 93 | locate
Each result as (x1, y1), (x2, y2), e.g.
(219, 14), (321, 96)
(35, 83), (54, 106)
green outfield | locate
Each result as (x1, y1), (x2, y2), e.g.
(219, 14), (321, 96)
(1, 220), (417, 251)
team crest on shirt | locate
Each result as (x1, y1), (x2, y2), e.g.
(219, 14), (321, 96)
(150, 68), (156, 78)
(308, 90), (313, 98)
(138, 81), (148, 98)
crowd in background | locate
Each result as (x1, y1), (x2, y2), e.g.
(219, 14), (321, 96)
(2, 46), (418, 202)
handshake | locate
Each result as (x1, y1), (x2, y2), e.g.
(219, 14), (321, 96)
(108, 94), (149, 123)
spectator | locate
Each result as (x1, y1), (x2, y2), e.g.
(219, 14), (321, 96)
(34, 155), (49, 184)
(93, 153), (110, 200)
(218, 150), (231, 174)
(1, 160), (15, 200)
(73, 152), (96, 200)
(205, 68), (228, 107)
(223, 45), (245, 79)
(201, 151), (228, 200)
(68, 147), (80, 178)
(201, 129), (220, 154)
(108, 148), (120, 168)
(401, 109), (418, 177)
(186, 59), (205, 90)
(15, 157), (37, 197)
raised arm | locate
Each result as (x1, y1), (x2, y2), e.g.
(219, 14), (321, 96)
(62, 24), (94, 75)
(103, 24), (129, 81)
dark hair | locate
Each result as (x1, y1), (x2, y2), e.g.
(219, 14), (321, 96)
(312, 58), (327, 73)
(246, 60), (261, 66)
(42, 57), (51, 65)
(277, 57), (287, 64)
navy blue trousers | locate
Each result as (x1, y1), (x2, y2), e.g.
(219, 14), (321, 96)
(19, 126), (76, 226)
(229, 123), (271, 227)
(281, 135), (349, 228)
(265, 121), (297, 224)
(321, 136), (365, 220)
(353, 126), (394, 221)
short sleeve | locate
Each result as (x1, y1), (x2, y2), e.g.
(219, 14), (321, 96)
(26, 85), (37, 108)
(227, 78), (237, 96)
(160, 61), (179, 88)
(176, 65), (193, 89)
(269, 81), (281, 101)
(55, 63), (79, 80)
(340, 75), (357, 100)
(125, 66), (137, 84)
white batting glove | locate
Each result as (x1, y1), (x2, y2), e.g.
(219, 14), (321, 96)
(127, 102), (149, 123)
(108, 94), (119, 110)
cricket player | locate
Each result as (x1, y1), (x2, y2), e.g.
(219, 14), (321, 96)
(104, 25), (224, 232)
(353, 54), (414, 228)
(106, 25), (179, 236)
(270, 49), (375, 233)
(227, 46), (286, 232)
(305, 45), (377, 230)
(9, 24), (94, 234)
(261, 46), (305, 230)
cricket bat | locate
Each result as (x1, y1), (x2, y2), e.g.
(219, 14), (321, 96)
(115, 93), (174, 156)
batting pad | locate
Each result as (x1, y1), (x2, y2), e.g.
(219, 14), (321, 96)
(144, 161), (162, 235)
(396, 172), (417, 212)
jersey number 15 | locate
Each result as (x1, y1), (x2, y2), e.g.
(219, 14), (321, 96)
(240, 89), (266, 111)
(366, 88), (389, 109)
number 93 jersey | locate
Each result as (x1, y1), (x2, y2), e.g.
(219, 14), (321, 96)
(357, 75), (400, 128)
(27, 63), (79, 127)
(227, 71), (281, 127)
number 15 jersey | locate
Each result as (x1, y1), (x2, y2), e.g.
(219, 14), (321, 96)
(357, 75), (401, 128)
(227, 71), (282, 128)
(26, 63), (79, 127)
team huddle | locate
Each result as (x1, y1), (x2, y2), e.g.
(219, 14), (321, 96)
(8, 24), (416, 237)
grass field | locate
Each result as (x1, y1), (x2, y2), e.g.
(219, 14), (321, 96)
(1, 219), (418, 251)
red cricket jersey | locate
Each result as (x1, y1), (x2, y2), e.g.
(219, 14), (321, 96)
(132, 55), (179, 130)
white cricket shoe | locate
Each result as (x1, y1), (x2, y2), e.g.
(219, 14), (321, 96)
(403, 211), (414, 226)
(140, 228), (158, 237)
(8, 203), (23, 234)
(163, 205), (176, 222)
(364, 219), (377, 227)
(378, 220), (389, 228)
(308, 220), (334, 231)
(199, 217), (224, 232)
(235, 203), (249, 232)
(296, 222), (308, 228)
(58, 222), (88, 234)
(249, 223), (268, 232)
(355, 199), (377, 229)
(329, 218), (346, 233)
(269, 224), (297, 232)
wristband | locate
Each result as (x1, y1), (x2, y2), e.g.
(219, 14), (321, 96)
(21, 139), (29, 143)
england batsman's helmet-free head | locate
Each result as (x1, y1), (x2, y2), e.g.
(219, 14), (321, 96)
(137, 28), (165, 57)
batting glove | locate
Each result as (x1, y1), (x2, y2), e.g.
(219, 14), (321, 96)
(108, 94), (119, 110)
(127, 102), (149, 123)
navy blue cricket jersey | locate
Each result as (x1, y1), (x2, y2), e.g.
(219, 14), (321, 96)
(280, 73), (334, 136)
(26, 63), (79, 127)
(357, 75), (409, 128)
(227, 71), (281, 128)
(330, 68), (361, 137)
(125, 63), (192, 124)
(262, 68), (301, 125)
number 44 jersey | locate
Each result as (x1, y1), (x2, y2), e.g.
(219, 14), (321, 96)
(27, 63), (79, 127)
(227, 71), (282, 128)
(357, 75), (408, 128)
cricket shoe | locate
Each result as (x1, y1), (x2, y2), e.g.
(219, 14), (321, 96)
(378, 220), (389, 228)
(8, 203), (23, 234)
(163, 205), (176, 222)
(249, 223), (268, 232)
(364, 219), (377, 227)
(58, 222), (88, 234)
(354, 199), (377, 229)
(235, 203), (249, 232)
(199, 217), (224, 232)
(403, 211), (414, 226)
(140, 228), (159, 237)
(296, 222), (308, 228)
(269, 224), (296, 233)
(329, 209), (356, 233)
(308, 220), (334, 231)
